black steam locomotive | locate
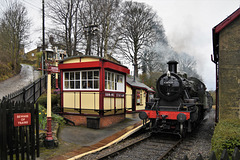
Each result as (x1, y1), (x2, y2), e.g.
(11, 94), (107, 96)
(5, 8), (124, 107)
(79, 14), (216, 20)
(139, 61), (212, 137)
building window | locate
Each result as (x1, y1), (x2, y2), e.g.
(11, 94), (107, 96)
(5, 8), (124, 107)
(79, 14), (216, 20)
(63, 70), (99, 90)
(136, 90), (143, 105)
(105, 71), (124, 92)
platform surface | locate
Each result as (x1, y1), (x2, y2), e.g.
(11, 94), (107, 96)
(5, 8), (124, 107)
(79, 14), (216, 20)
(38, 113), (142, 160)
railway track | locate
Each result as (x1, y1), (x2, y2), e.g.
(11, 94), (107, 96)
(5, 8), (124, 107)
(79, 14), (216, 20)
(80, 112), (214, 160)
(94, 133), (182, 160)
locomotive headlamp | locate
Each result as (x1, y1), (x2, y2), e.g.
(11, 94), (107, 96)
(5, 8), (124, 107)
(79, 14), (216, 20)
(167, 71), (171, 77)
(177, 113), (186, 123)
(139, 112), (148, 120)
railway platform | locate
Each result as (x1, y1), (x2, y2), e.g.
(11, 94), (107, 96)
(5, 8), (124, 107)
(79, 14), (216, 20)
(39, 113), (142, 160)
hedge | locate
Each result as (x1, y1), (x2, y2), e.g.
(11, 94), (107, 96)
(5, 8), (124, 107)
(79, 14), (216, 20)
(211, 118), (240, 159)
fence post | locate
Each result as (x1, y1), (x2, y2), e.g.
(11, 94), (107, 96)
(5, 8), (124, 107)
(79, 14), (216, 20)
(20, 102), (25, 160)
(30, 102), (36, 160)
(40, 77), (42, 95)
(209, 151), (217, 160)
(1, 102), (7, 160)
(221, 149), (229, 160)
(15, 102), (20, 160)
(36, 103), (40, 157)
(33, 81), (36, 103)
(196, 153), (204, 160)
(23, 88), (26, 103)
(8, 102), (14, 160)
(25, 104), (30, 160)
(232, 147), (240, 160)
(0, 102), (2, 159)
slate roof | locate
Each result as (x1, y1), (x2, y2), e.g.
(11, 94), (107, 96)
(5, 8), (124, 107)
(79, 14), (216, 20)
(126, 76), (155, 93)
(212, 7), (240, 63)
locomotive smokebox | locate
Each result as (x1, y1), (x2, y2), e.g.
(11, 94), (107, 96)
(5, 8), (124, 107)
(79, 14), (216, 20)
(167, 60), (178, 73)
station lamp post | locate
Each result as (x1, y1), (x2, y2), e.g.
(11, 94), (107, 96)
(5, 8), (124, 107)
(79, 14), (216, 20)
(44, 65), (59, 148)
(45, 70), (54, 147)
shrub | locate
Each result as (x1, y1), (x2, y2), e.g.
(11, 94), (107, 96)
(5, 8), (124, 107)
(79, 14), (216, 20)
(52, 113), (65, 126)
(211, 118), (240, 159)
(38, 104), (65, 130)
(0, 62), (13, 81)
(39, 105), (47, 129)
(37, 93), (60, 108)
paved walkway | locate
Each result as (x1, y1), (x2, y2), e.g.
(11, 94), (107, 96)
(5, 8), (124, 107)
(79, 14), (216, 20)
(38, 113), (142, 160)
(0, 64), (41, 99)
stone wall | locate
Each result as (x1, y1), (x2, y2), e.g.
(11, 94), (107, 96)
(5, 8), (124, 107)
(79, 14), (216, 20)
(219, 16), (240, 120)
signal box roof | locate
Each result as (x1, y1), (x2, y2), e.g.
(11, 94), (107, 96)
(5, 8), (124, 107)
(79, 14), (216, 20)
(58, 55), (130, 74)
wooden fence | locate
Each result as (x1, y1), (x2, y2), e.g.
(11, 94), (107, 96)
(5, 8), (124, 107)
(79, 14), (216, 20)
(0, 100), (39, 160)
(183, 147), (240, 160)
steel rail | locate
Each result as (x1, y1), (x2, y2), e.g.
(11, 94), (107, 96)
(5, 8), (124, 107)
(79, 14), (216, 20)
(95, 134), (182, 160)
(158, 139), (182, 160)
(95, 134), (151, 160)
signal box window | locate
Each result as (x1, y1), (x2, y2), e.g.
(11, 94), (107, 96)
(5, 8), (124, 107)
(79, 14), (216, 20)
(105, 71), (124, 92)
(63, 70), (99, 90)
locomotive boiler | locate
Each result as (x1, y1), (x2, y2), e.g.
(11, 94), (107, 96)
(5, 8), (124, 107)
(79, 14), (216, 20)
(139, 61), (212, 137)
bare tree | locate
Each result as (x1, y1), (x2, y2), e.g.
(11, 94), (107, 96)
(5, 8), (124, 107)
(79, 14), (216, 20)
(116, 1), (160, 77)
(78, 0), (121, 57)
(176, 52), (201, 79)
(47, 0), (82, 56)
(0, 1), (30, 72)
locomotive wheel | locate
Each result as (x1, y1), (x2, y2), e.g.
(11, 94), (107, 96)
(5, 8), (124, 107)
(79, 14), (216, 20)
(180, 123), (186, 138)
(150, 119), (155, 130)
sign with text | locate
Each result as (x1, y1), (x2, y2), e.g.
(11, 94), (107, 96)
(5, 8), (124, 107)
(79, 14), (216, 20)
(49, 66), (59, 73)
(14, 113), (31, 127)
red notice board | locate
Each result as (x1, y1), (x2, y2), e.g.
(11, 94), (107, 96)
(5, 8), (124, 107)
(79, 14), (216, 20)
(49, 66), (59, 73)
(14, 113), (31, 127)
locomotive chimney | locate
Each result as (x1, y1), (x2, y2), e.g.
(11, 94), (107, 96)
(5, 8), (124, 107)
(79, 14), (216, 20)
(167, 60), (178, 73)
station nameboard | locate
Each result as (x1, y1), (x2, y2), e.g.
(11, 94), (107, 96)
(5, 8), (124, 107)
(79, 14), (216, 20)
(48, 66), (60, 73)
(14, 113), (31, 127)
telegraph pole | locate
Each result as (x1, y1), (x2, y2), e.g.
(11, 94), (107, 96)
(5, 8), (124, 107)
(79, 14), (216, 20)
(42, 0), (45, 75)
(42, 0), (45, 51)
(42, 0), (54, 148)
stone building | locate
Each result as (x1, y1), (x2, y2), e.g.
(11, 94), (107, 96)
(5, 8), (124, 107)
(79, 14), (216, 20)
(212, 7), (240, 120)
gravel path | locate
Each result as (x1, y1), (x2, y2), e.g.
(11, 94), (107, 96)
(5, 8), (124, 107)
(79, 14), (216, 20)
(0, 64), (41, 99)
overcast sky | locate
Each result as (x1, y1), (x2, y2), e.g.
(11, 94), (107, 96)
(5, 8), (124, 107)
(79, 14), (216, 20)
(135, 0), (240, 90)
(12, 0), (240, 90)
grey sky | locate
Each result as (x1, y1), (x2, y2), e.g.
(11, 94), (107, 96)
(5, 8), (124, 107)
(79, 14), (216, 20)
(19, 0), (240, 90)
(135, 0), (239, 90)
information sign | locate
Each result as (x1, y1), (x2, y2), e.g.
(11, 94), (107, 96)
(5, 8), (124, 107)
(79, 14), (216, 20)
(14, 113), (31, 127)
(49, 66), (59, 73)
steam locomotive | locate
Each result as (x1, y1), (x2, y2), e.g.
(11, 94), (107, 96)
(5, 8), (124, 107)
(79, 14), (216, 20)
(139, 61), (212, 137)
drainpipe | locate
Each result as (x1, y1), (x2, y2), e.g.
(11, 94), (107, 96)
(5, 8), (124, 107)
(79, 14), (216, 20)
(211, 55), (219, 123)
